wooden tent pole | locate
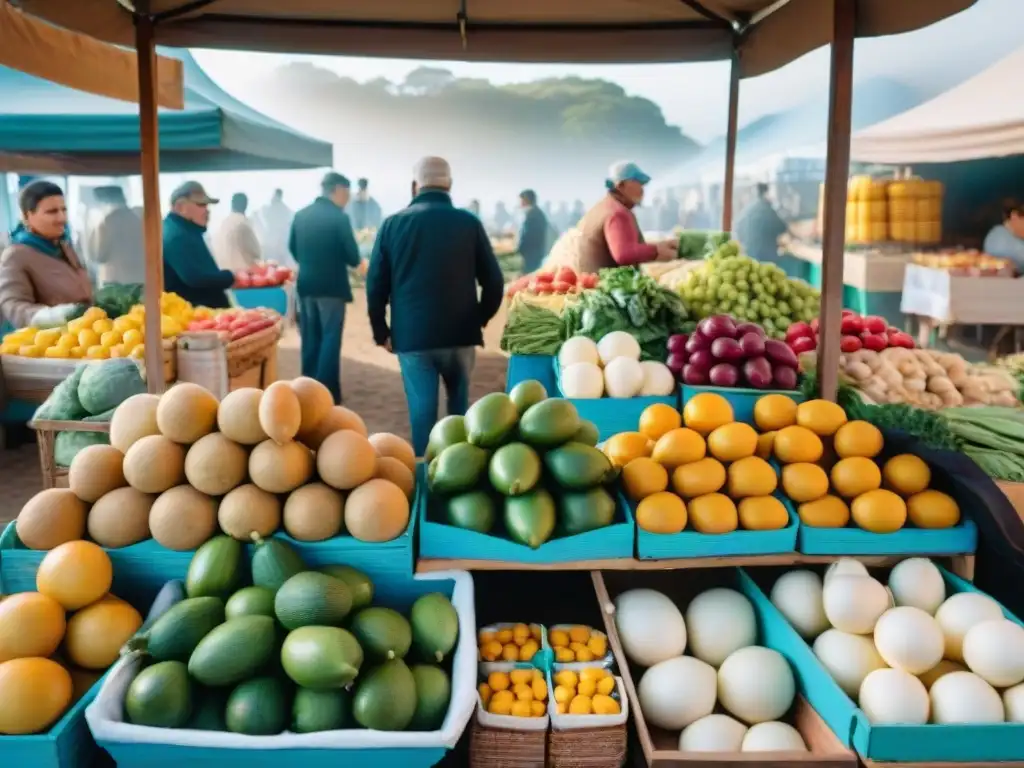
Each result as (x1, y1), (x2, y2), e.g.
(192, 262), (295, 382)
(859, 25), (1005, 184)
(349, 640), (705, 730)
(817, 0), (855, 402)
(135, 11), (166, 393)
(721, 50), (740, 232)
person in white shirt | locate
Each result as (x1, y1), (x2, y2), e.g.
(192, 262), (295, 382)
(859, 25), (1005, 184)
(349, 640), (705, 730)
(87, 186), (145, 286)
(213, 193), (262, 272)
(255, 188), (294, 268)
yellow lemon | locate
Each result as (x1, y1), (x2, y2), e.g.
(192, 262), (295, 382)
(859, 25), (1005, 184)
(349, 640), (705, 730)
(488, 672), (510, 692)
(478, 683), (492, 706)
(554, 670), (578, 689)
(568, 695), (593, 715)
(638, 403), (682, 441)
(596, 676), (616, 696)
(549, 629), (569, 648)
(531, 677), (547, 702)
(44, 346), (67, 359)
(100, 330), (122, 348)
(86, 345), (110, 360)
(555, 647), (575, 663)
(512, 684), (533, 702)
(554, 685), (574, 704)
(588, 634), (608, 658)
(19, 345), (44, 358)
(510, 669), (533, 686)
(501, 644), (519, 662)
(603, 432), (653, 468)
(754, 394), (799, 431)
(519, 639), (539, 661)
(577, 679), (597, 697)
(579, 667), (607, 682)
(683, 392), (734, 435)
(92, 318), (114, 335)
(529, 700), (546, 717)
(592, 694), (621, 715)
(34, 329), (61, 348)
(621, 457), (669, 502)
(112, 315), (138, 333)
(78, 329), (100, 348)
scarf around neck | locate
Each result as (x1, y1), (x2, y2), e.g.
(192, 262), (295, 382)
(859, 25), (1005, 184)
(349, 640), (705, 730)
(10, 223), (69, 258)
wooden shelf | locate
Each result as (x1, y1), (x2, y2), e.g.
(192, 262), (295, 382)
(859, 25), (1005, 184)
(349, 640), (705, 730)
(416, 553), (975, 576)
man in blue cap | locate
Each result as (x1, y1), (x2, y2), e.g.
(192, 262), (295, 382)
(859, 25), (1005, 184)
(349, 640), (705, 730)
(162, 181), (235, 308)
(576, 161), (677, 274)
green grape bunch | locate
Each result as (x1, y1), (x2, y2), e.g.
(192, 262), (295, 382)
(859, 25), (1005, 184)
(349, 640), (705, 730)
(677, 242), (820, 339)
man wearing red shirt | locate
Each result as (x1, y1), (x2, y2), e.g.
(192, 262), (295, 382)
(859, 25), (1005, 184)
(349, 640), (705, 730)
(577, 162), (678, 273)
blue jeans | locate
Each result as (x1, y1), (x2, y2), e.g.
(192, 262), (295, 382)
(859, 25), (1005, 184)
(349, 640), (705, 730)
(398, 347), (475, 456)
(299, 297), (346, 404)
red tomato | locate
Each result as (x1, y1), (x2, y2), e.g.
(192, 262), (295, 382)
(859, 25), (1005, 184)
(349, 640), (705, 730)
(580, 273), (599, 289)
(785, 321), (814, 341)
(534, 271), (555, 283)
(862, 315), (887, 334)
(860, 333), (888, 352)
(189, 319), (217, 331)
(789, 336), (817, 355)
(250, 275), (271, 288)
(551, 280), (572, 293)
(840, 335), (863, 353)
(234, 274), (252, 288)
(554, 267), (577, 285)
(888, 331), (916, 349)
(840, 314), (864, 334)
(535, 283), (556, 294)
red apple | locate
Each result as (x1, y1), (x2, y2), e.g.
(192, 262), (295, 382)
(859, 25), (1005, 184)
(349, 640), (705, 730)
(790, 336), (817, 355)
(840, 314), (864, 334)
(888, 331), (915, 349)
(861, 333), (888, 352)
(840, 335), (863, 353)
(785, 321), (814, 341)
(862, 315), (887, 334)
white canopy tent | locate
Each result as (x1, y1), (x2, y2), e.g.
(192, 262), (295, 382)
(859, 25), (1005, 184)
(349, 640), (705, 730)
(851, 46), (1024, 164)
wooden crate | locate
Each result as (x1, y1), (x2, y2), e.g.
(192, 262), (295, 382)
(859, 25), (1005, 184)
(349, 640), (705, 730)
(175, 321), (280, 398)
(591, 570), (856, 768)
(30, 418), (111, 489)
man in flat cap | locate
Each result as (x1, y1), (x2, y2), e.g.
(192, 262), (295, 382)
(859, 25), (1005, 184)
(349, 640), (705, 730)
(162, 181), (235, 308)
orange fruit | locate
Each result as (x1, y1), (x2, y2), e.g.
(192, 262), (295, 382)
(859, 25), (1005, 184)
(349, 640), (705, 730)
(621, 457), (669, 501)
(36, 541), (113, 611)
(603, 432), (653, 468)
(726, 456), (778, 498)
(796, 400), (848, 437)
(907, 489), (960, 529)
(781, 463), (830, 503)
(671, 457), (726, 498)
(754, 394), (799, 431)
(833, 420), (884, 459)
(651, 428), (706, 469)
(738, 496), (790, 531)
(773, 425), (824, 464)
(831, 457), (882, 499)
(707, 422), (759, 463)
(635, 492), (687, 534)
(639, 403), (682, 441)
(851, 489), (907, 533)
(798, 495), (850, 528)
(882, 454), (931, 496)
(756, 431), (776, 460)
(682, 393), (734, 436)
(688, 493), (738, 534)
(0, 592), (66, 663)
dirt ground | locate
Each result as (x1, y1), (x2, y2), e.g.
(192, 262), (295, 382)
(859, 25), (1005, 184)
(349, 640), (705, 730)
(0, 291), (509, 524)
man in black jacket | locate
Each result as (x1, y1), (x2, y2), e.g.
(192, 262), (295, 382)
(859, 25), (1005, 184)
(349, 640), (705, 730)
(289, 172), (363, 404)
(367, 157), (505, 455)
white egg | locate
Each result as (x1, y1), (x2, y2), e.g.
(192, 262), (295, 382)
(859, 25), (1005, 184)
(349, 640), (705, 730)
(918, 659), (967, 690)
(741, 721), (807, 752)
(718, 646), (796, 724)
(678, 714), (748, 752)
(962, 619), (1024, 688)
(614, 588), (687, 667)
(888, 558), (946, 615)
(813, 629), (888, 697)
(1002, 683), (1024, 723)
(873, 606), (945, 675)
(685, 588), (758, 668)
(823, 574), (891, 635)
(824, 558), (868, 585)
(770, 570), (829, 640)
(859, 668), (930, 724)
(930, 671), (1004, 724)
(935, 592), (1004, 662)
(638, 655), (717, 730)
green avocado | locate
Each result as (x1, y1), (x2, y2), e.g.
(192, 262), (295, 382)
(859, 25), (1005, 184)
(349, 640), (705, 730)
(504, 489), (557, 549)
(428, 442), (489, 494)
(352, 660), (417, 731)
(444, 490), (497, 534)
(349, 607), (413, 662)
(543, 442), (615, 490)
(518, 398), (580, 448)
(509, 380), (548, 415)
(559, 486), (617, 536)
(464, 392), (519, 448)
(488, 442), (541, 496)
(409, 664), (452, 731)
(425, 415), (467, 461)
(572, 420), (600, 446)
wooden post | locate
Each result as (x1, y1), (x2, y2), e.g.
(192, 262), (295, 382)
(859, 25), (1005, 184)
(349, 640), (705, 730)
(135, 12), (166, 393)
(721, 51), (740, 232)
(817, 0), (856, 402)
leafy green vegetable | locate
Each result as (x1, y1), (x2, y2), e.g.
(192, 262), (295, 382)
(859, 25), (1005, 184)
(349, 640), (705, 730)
(94, 283), (144, 319)
(500, 302), (566, 356)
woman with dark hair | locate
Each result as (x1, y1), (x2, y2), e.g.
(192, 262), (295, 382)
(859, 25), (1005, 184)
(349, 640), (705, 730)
(0, 180), (92, 329)
(983, 201), (1024, 269)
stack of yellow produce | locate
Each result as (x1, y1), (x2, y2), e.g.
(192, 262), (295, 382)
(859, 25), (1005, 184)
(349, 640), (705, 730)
(844, 176), (890, 245)
(479, 668), (549, 718)
(888, 178), (943, 244)
(0, 541), (142, 735)
(549, 624), (608, 663)
(0, 292), (206, 360)
(552, 667), (621, 716)
(478, 623), (543, 663)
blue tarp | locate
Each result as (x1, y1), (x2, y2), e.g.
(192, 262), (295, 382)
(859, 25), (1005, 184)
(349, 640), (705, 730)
(0, 48), (332, 173)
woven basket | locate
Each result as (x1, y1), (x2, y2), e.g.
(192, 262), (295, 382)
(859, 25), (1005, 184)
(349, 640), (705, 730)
(547, 725), (627, 768)
(469, 720), (546, 768)
(224, 318), (283, 379)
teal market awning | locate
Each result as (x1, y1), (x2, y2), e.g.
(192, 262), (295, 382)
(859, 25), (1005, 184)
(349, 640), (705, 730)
(0, 48), (333, 174)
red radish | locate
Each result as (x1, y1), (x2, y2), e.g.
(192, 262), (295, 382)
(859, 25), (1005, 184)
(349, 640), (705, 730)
(888, 331), (915, 349)
(773, 366), (798, 390)
(790, 336), (817, 355)
(863, 315), (887, 334)
(786, 321), (814, 341)
(685, 333), (710, 355)
(554, 267), (577, 285)
(840, 335), (863, 353)
(861, 333), (888, 352)
(682, 364), (709, 385)
(734, 322), (765, 338)
(710, 337), (744, 362)
(840, 314), (863, 334)
(666, 353), (687, 377)
(667, 334), (689, 355)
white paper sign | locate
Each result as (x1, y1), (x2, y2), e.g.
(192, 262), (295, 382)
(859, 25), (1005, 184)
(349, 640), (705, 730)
(901, 264), (952, 322)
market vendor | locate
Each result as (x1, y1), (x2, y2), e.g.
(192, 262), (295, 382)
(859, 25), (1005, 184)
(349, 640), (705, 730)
(983, 201), (1024, 268)
(162, 181), (236, 308)
(734, 183), (790, 266)
(0, 180), (93, 329)
(577, 161), (678, 274)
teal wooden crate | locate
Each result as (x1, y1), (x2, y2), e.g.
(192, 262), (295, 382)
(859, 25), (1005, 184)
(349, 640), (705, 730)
(231, 286), (289, 315)
(742, 566), (1024, 762)
(506, 354), (558, 396)
(681, 384), (803, 426)
(0, 513), (415, 605)
(627, 490), (799, 560)
(419, 480), (635, 564)
(552, 358), (679, 441)
(795, 445), (978, 557)
(86, 570), (477, 768)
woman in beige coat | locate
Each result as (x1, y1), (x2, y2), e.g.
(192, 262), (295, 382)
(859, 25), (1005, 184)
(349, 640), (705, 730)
(0, 180), (92, 330)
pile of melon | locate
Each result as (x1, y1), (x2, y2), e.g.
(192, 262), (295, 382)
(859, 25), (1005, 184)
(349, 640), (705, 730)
(0, 542), (142, 734)
(16, 378), (416, 552)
